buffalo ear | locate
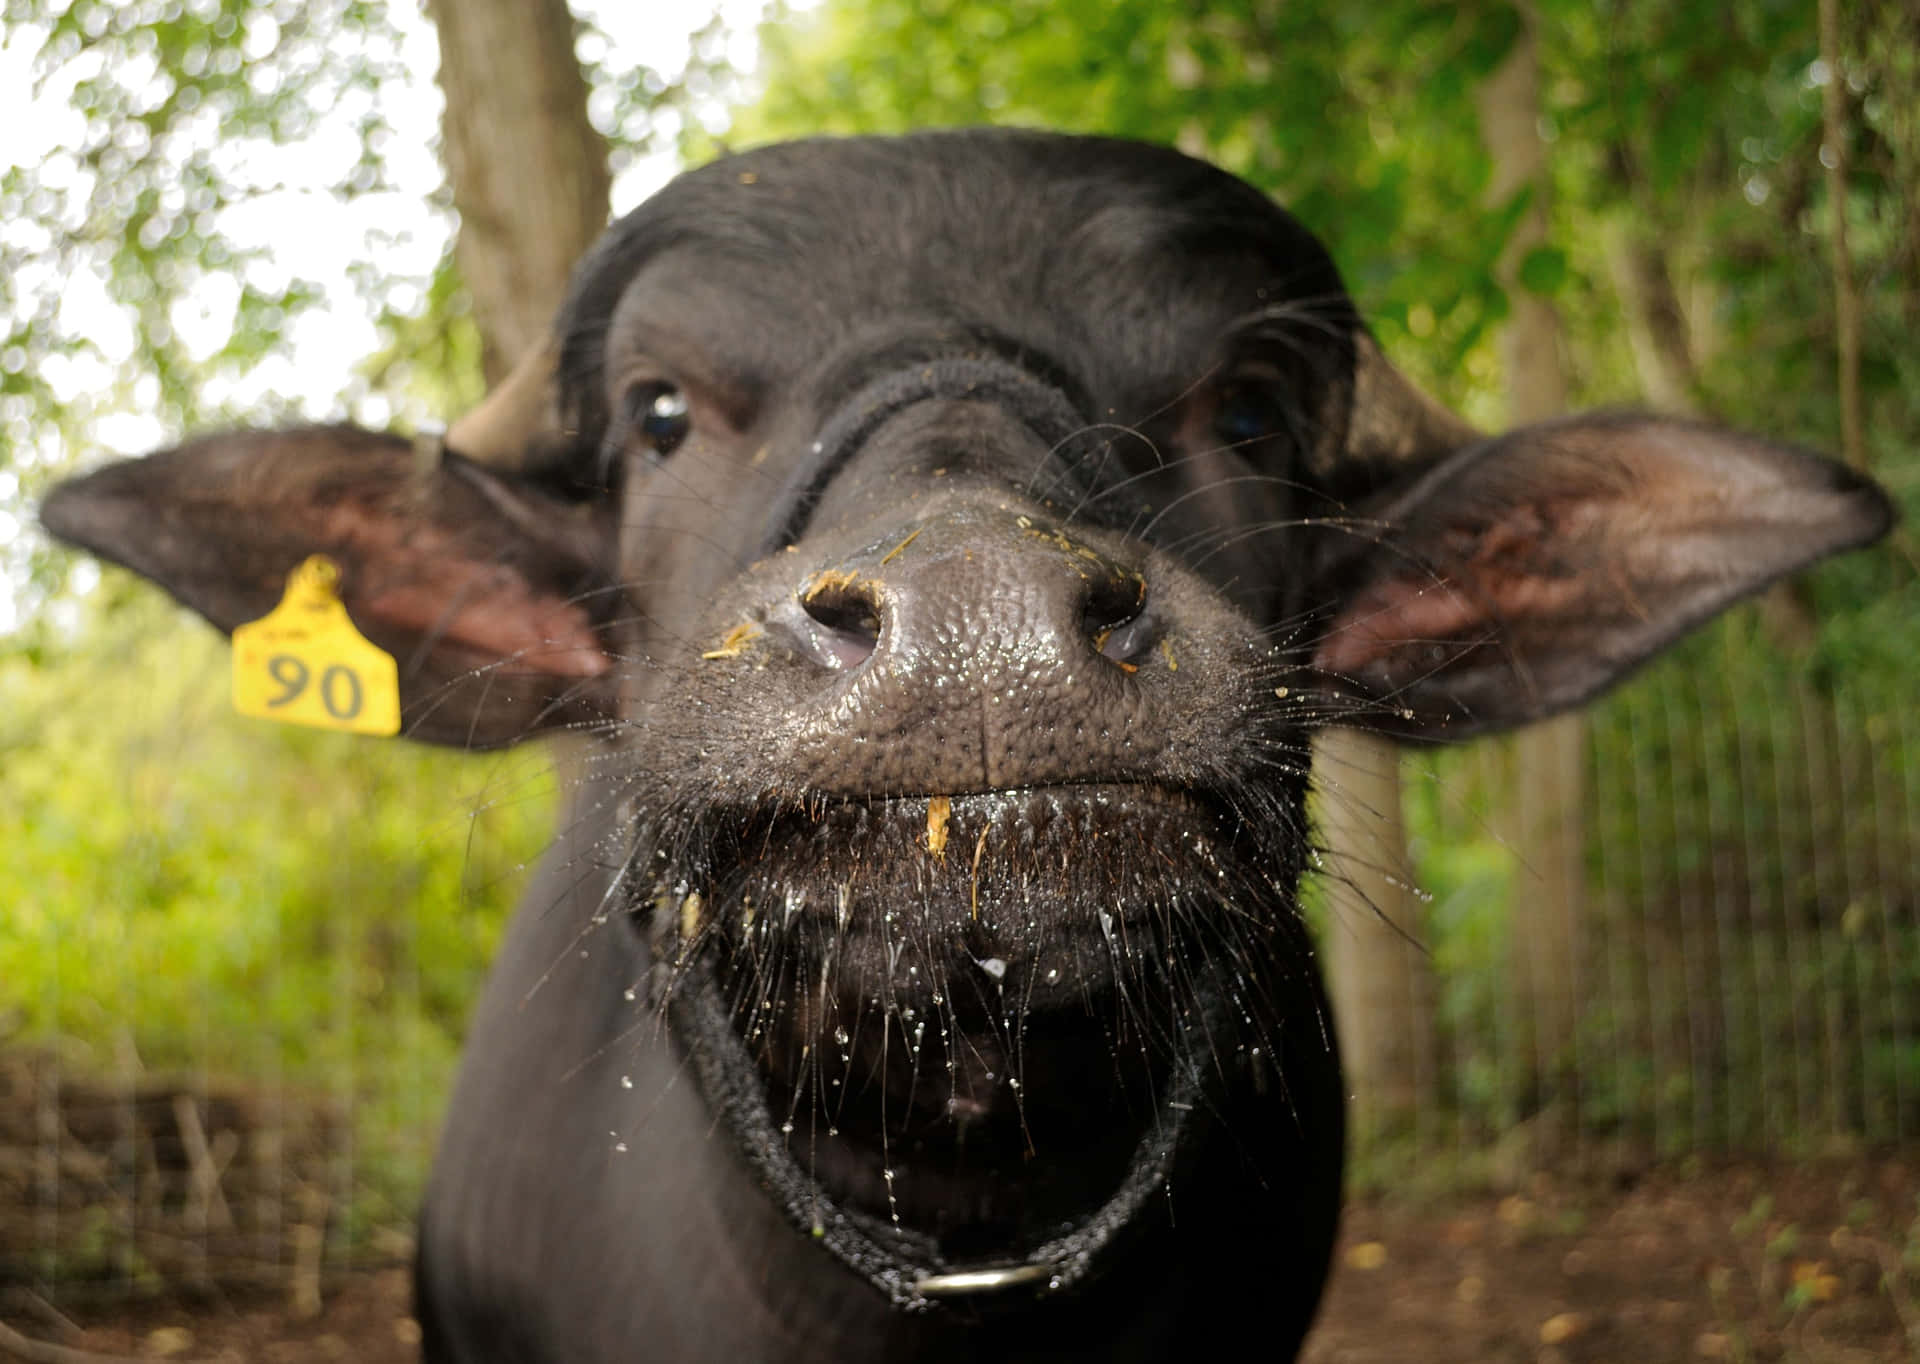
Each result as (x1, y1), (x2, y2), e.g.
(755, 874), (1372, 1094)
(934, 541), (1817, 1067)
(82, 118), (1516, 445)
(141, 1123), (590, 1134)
(1308, 414), (1895, 739)
(40, 424), (618, 748)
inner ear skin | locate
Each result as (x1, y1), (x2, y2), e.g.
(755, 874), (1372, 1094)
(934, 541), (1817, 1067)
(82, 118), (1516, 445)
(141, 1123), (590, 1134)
(306, 455), (624, 742)
(1313, 497), (1592, 680)
(342, 528), (613, 683)
(1305, 415), (1896, 739)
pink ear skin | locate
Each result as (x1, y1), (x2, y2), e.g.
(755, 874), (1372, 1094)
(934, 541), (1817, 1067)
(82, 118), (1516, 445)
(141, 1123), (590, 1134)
(1310, 414), (1895, 739)
(40, 424), (620, 749)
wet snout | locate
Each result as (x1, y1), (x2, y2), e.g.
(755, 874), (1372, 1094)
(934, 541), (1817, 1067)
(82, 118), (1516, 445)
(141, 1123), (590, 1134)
(778, 504), (1153, 677)
(763, 496), (1166, 792)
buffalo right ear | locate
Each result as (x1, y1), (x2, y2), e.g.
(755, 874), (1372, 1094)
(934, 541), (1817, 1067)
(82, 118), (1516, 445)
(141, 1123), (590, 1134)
(1305, 413), (1895, 739)
(40, 424), (619, 748)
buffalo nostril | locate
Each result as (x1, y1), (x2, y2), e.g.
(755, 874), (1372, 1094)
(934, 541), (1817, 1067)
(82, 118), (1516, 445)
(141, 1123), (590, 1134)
(799, 572), (883, 667)
(1084, 572), (1152, 665)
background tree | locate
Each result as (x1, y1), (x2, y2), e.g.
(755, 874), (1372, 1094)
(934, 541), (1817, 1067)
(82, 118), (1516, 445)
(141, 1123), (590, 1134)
(424, 0), (608, 380)
(1476, 5), (1585, 1127)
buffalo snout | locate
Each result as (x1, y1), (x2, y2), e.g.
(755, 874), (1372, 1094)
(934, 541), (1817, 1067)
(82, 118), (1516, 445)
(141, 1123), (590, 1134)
(752, 493), (1189, 793)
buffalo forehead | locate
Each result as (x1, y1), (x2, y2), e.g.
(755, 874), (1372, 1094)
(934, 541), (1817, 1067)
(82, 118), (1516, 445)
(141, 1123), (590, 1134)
(579, 137), (1355, 435)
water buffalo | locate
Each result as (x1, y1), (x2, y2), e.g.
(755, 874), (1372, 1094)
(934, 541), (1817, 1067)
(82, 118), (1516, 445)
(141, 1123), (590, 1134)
(42, 130), (1893, 1361)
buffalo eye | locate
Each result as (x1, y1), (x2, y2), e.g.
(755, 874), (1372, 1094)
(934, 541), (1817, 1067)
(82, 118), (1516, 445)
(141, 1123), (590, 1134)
(1212, 382), (1291, 450)
(623, 382), (692, 462)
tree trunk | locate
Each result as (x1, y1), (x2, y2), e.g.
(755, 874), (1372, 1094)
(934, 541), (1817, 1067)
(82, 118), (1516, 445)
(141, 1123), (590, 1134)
(422, 0), (610, 791)
(1817, 0), (1865, 472)
(1315, 730), (1435, 1139)
(1605, 224), (1698, 415)
(425, 0), (612, 380)
(1477, 14), (1585, 1116)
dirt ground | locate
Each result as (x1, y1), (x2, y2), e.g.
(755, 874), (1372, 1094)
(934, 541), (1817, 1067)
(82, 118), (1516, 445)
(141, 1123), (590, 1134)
(4, 1161), (1915, 1363)
(1303, 1159), (1919, 1364)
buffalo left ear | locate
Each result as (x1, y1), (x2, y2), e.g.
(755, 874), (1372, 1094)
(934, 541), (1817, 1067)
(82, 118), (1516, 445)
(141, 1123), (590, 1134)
(40, 424), (619, 748)
(1308, 414), (1895, 739)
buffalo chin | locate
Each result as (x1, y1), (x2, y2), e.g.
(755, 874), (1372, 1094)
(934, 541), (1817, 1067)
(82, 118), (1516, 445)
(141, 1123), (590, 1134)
(647, 785), (1295, 1307)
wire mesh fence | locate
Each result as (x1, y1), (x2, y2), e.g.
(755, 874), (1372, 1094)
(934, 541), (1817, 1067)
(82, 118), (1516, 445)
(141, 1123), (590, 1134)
(1337, 603), (1918, 1179)
(1, 616), (550, 1310)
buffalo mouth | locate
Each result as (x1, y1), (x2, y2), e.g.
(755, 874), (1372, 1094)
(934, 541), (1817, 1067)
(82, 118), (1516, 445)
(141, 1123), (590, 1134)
(647, 783), (1302, 1307)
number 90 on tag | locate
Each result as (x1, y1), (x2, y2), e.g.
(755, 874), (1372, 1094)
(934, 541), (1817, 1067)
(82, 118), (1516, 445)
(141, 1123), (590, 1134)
(232, 556), (401, 737)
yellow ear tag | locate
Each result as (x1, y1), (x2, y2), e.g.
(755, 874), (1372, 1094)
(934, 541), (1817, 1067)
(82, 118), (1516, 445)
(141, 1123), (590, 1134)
(232, 555), (401, 736)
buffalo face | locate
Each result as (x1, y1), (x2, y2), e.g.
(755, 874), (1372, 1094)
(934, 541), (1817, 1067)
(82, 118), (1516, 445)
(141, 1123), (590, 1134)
(42, 130), (1894, 1358)
(549, 137), (1374, 1299)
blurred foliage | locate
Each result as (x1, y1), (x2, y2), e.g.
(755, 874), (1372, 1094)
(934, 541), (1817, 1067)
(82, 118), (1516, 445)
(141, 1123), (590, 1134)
(2, 0), (415, 627)
(0, 591), (556, 1205)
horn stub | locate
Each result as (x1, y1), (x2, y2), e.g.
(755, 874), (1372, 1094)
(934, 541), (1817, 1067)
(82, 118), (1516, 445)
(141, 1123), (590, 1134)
(445, 333), (562, 472)
(1346, 332), (1478, 469)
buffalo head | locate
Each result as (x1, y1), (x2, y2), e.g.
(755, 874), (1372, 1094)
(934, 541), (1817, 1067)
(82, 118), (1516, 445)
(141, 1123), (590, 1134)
(42, 130), (1894, 1362)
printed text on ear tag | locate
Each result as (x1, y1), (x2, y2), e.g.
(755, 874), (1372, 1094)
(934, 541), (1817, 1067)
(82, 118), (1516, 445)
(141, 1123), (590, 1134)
(232, 555), (401, 737)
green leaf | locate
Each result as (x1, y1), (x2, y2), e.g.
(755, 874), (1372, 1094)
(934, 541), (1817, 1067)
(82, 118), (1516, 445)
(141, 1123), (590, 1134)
(1516, 244), (1568, 295)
